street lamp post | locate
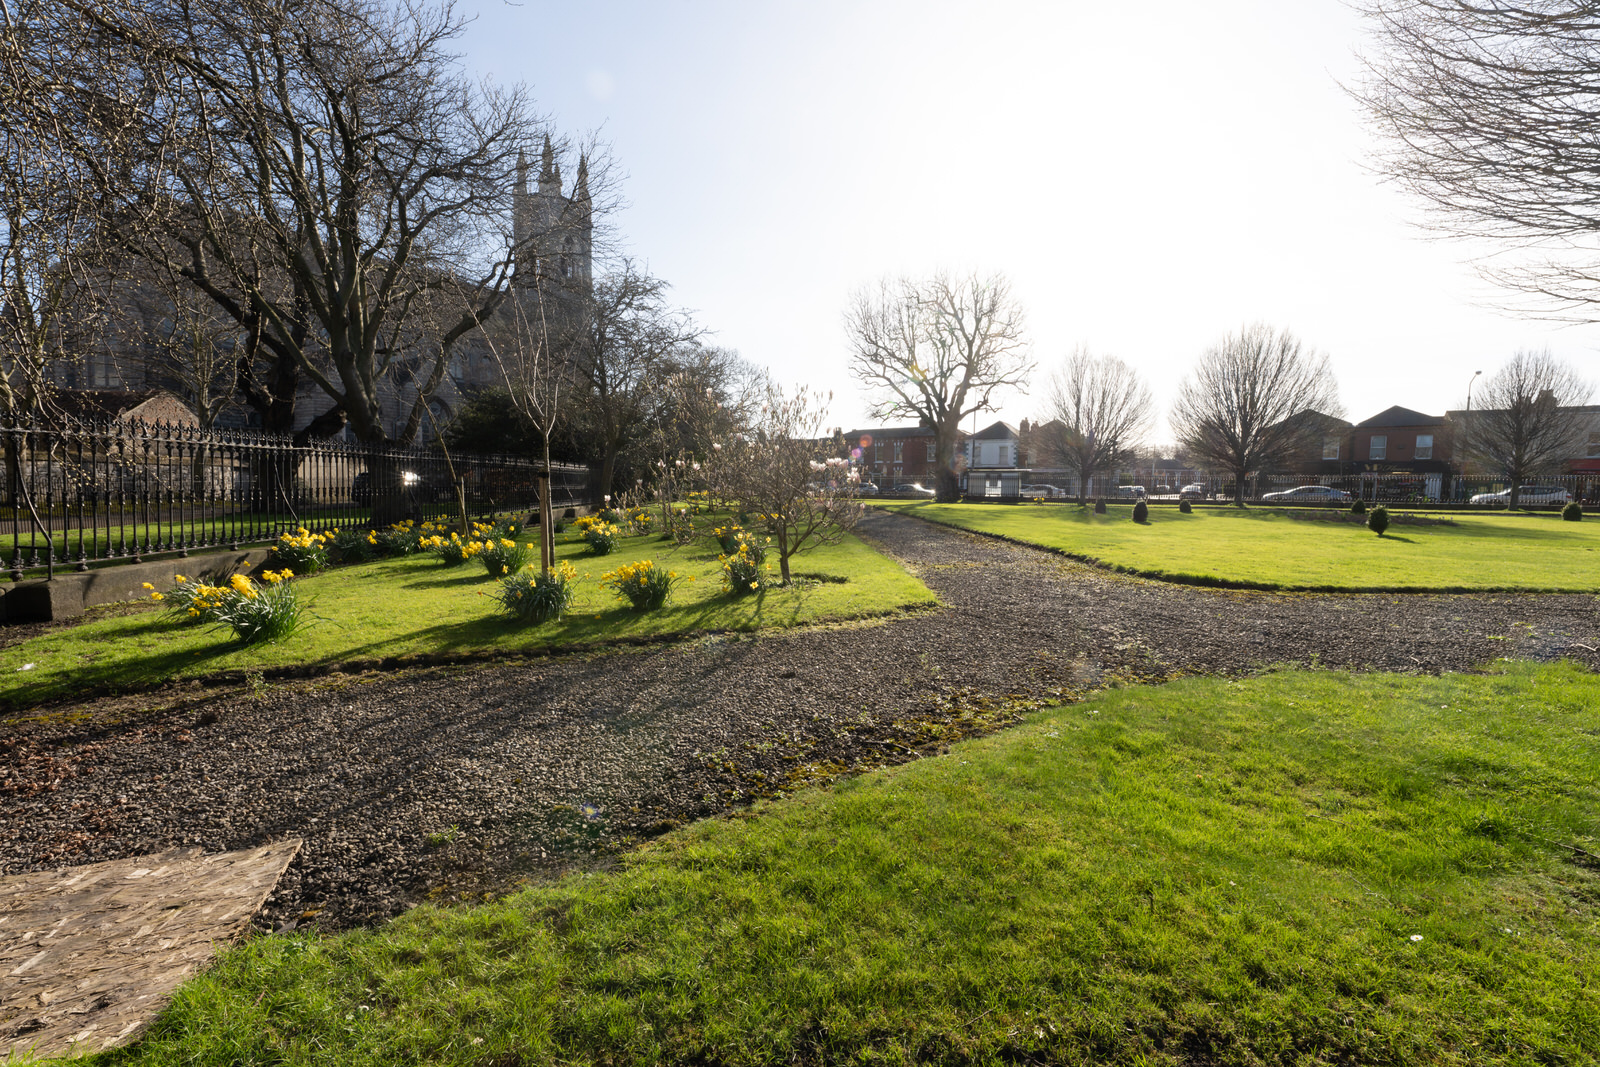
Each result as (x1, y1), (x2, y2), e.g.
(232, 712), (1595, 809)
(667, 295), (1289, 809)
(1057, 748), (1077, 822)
(1461, 369), (1482, 500)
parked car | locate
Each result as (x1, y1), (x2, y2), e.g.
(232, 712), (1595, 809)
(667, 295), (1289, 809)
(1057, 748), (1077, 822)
(1115, 485), (1147, 498)
(1178, 483), (1206, 501)
(1021, 483), (1065, 499)
(1469, 485), (1573, 506)
(854, 482), (880, 496)
(351, 469), (440, 505)
(1260, 485), (1353, 505)
(890, 482), (937, 498)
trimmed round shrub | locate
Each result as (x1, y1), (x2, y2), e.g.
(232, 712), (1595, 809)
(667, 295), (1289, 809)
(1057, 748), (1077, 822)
(1178, 499), (1192, 514)
(1367, 505), (1390, 537)
(1350, 499), (1367, 515)
(1563, 501), (1583, 522)
(1132, 499), (1149, 523)
(1093, 500), (1107, 515)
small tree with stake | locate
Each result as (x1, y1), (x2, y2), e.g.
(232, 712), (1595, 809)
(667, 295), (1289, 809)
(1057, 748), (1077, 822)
(478, 288), (565, 576)
(716, 383), (864, 586)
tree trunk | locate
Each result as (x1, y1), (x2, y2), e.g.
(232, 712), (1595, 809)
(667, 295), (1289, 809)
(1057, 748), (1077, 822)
(368, 449), (408, 528)
(934, 427), (962, 503)
(539, 435), (554, 577)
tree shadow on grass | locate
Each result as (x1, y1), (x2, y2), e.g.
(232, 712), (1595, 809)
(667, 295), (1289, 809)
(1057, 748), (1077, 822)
(285, 580), (826, 666)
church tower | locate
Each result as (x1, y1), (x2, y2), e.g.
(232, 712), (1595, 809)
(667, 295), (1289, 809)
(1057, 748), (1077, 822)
(513, 134), (593, 294)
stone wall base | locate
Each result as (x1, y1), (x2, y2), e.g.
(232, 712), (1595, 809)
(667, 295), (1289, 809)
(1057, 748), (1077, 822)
(2, 549), (273, 624)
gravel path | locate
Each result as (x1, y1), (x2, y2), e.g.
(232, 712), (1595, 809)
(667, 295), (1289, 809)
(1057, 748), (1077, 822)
(3, 509), (1597, 933)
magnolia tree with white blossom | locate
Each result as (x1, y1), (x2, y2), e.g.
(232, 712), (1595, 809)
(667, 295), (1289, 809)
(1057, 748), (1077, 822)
(715, 383), (864, 585)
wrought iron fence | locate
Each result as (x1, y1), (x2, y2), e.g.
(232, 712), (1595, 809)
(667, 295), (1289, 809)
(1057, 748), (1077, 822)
(2, 414), (593, 580)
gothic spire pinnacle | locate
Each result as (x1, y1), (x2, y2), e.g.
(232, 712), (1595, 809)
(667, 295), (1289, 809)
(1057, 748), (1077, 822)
(575, 153), (590, 204)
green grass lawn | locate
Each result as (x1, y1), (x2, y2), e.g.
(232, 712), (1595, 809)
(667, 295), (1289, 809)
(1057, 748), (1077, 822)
(84, 661), (1599, 1066)
(879, 501), (1600, 591)
(0, 522), (935, 709)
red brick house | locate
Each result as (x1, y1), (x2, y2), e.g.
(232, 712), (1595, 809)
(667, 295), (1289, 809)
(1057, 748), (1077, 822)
(843, 425), (962, 486)
(1348, 406), (1453, 470)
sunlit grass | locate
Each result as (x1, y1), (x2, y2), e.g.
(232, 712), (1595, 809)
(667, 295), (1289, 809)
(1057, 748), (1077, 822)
(98, 661), (1600, 1066)
(878, 501), (1600, 591)
(0, 520), (934, 709)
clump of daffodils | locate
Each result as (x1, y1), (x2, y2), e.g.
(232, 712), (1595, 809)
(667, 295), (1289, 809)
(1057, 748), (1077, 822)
(490, 560), (579, 624)
(578, 519), (620, 556)
(269, 527), (331, 574)
(600, 559), (687, 611)
(147, 569), (304, 645)
(718, 531), (770, 596)
(476, 536), (536, 576)
(421, 531), (476, 566)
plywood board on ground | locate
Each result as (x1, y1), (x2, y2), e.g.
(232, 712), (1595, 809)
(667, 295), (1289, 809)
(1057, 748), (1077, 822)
(0, 839), (301, 1061)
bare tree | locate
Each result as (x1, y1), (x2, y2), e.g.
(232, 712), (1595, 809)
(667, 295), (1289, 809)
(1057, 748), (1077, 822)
(1170, 324), (1343, 506)
(717, 382), (863, 586)
(1461, 349), (1593, 507)
(642, 345), (761, 524)
(846, 271), (1032, 502)
(1039, 346), (1153, 502)
(0, 0), (130, 418)
(1355, 1), (1600, 318)
(565, 261), (702, 499)
(479, 287), (566, 573)
(42, 0), (596, 469)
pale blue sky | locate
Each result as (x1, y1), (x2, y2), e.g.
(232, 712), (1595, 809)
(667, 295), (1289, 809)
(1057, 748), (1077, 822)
(458, 0), (1600, 438)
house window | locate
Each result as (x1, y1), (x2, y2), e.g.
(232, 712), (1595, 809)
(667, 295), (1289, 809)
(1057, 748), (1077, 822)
(926, 440), (936, 462)
(1322, 437), (1340, 461)
(893, 441), (903, 462)
(1370, 435), (1387, 460)
(1588, 431), (1600, 458)
(1415, 434), (1433, 460)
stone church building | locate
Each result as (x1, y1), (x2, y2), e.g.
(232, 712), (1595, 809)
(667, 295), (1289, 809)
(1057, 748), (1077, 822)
(45, 135), (593, 444)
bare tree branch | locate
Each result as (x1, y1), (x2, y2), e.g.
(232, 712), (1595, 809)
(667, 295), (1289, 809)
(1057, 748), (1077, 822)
(1169, 324), (1343, 505)
(1355, 0), (1600, 319)
(1038, 346), (1153, 501)
(845, 271), (1032, 502)
(1460, 348), (1593, 506)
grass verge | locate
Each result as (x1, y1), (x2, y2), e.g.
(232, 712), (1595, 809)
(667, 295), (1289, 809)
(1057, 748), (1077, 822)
(75, 660), (1600, 1067)
(879, 501), (1600, 591)
(0, 520), (934, 710)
